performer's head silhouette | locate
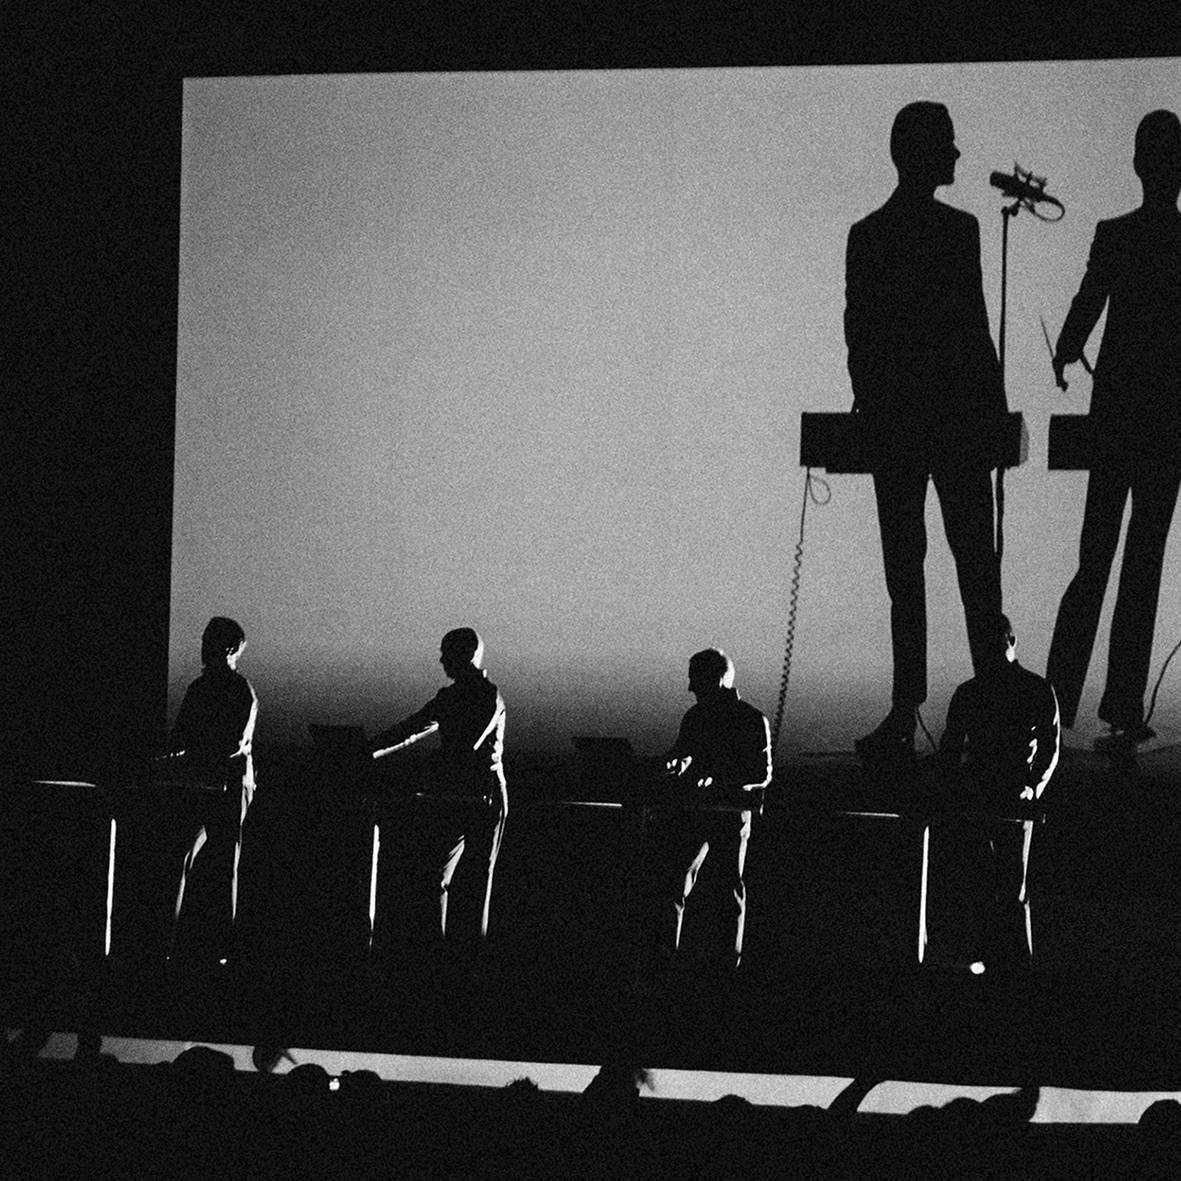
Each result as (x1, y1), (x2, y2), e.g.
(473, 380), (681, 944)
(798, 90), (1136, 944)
(200, 616), (246, 671)
(997, 613), (1016, 659)
(890, 101), (960, 192)
(1133, 109), (1181, 202)
(688, 648), (736, 700)
(440, 627), (484, 680)
(981, 613), (1017, 673)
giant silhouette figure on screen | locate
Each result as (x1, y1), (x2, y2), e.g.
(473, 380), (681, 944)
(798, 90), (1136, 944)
(1047, 109), (1181, 745)
(371, 628), (508, 953)
(845, 101), (1007, 762)
(935, 615), (1059, 971)
(166, 616), (258, 967)
(650, 649), (771, 970)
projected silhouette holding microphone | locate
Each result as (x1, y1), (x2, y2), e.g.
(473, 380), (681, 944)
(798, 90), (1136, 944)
(845, 101), (1007, 762)
(371, 628), (508, 954)
(1046, 109), (1181, 745)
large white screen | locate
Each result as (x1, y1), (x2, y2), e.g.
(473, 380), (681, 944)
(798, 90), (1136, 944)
(172, 62), (1181, 753)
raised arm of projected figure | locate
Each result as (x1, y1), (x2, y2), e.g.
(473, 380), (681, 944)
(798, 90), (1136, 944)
(1040, 314), (1094, 395)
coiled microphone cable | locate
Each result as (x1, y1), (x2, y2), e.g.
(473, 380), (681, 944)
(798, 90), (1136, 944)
(1146, 636), (1181, 730)
(772, 467), (830, 754)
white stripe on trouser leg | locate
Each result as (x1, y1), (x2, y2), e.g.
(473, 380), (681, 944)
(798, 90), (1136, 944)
(733, 813), (750, 960)
(231, 834), (242, 925)
(674, 841), (710, 951)
(480, 813), (506, 940)
(732, 879), (746, 960)
(175, 826), (208, 923)
(439, 835), (465, 939)
(1020, 818), (1034, 957)
(232, 783), (249, 926)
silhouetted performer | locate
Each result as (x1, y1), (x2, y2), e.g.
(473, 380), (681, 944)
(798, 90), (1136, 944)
(1047, 110), (1181, 744)
(845, 101), (1007, 761)
(935, 615), (1058, 971)
(651, 649), (771, 969)
(371, 628), (507, 950)
(166, 616), (258, 966)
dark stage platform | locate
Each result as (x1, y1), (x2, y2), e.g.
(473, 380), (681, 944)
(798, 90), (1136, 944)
(4, 738), (1181, 1091)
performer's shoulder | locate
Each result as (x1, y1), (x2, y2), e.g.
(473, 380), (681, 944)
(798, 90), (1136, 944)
(225, 670), (256, 712)
(848, 202), (892, 237)
(1102, 208), (1140, 232)
(1099, 206), (1181, 248)
(470, 673), (503, 710)
(848, 208), (874, 235)
(733, 696), (769, 728)
(1012, 660), (1055, 698)
(933, 200), (980, 233)
(851, 198), (979, 239)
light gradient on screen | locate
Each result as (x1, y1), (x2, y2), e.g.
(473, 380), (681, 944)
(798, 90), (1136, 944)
(173, 62), (1181, 753)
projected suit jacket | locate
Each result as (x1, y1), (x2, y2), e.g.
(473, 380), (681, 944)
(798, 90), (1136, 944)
(374, 671), (507, 804)
(845, 189), (1007, 469)
(668, 689), (772, 804)
(1056, 204), (1181, 458)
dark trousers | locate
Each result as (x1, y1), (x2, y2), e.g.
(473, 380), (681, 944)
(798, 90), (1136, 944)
(929, 795), (1035, 972)
(1047, 458), (1181, 727)
(170, 787), (245, 966)
(986, 817), (1036, 967)
(873, 463), (1001, 707)
(380, 793), (507, 958)
(652, 808), (752, 963)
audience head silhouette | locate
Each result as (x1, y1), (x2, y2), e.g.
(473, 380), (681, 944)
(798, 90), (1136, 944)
(890, 101), (960, 191)
(1133, 109), (1181, 200)
(200, 616), (246, 670)
(688, 648), (736, 698)
(440, 627), (483, 679)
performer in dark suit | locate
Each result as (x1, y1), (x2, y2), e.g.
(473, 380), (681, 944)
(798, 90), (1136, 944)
(651, 649), (771, 970)
(935, 615), (1059, 973)
(167, 616), (258, 967)
(1048, 109), (1181, 743)
(371, 628), (508, 953)
(845, 101), (1008, 761)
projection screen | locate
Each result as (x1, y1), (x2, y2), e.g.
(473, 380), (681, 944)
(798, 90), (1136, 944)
(172, 61), (1181, 755)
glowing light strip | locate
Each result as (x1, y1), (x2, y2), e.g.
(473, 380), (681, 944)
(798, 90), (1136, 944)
(918, 824), (930, 964)
(368, 822), (380, 952)
(105, 817), (116, 957)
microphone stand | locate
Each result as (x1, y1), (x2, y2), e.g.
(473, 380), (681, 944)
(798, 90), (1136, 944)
(995, 196), (1021, 573)
(993, 168), (1064, 575)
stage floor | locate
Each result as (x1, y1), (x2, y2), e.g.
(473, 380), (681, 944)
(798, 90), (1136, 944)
(4, 738), (1181, 1090)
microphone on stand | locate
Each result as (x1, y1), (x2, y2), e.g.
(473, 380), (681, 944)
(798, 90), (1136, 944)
(989, 164), (1064, 218)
